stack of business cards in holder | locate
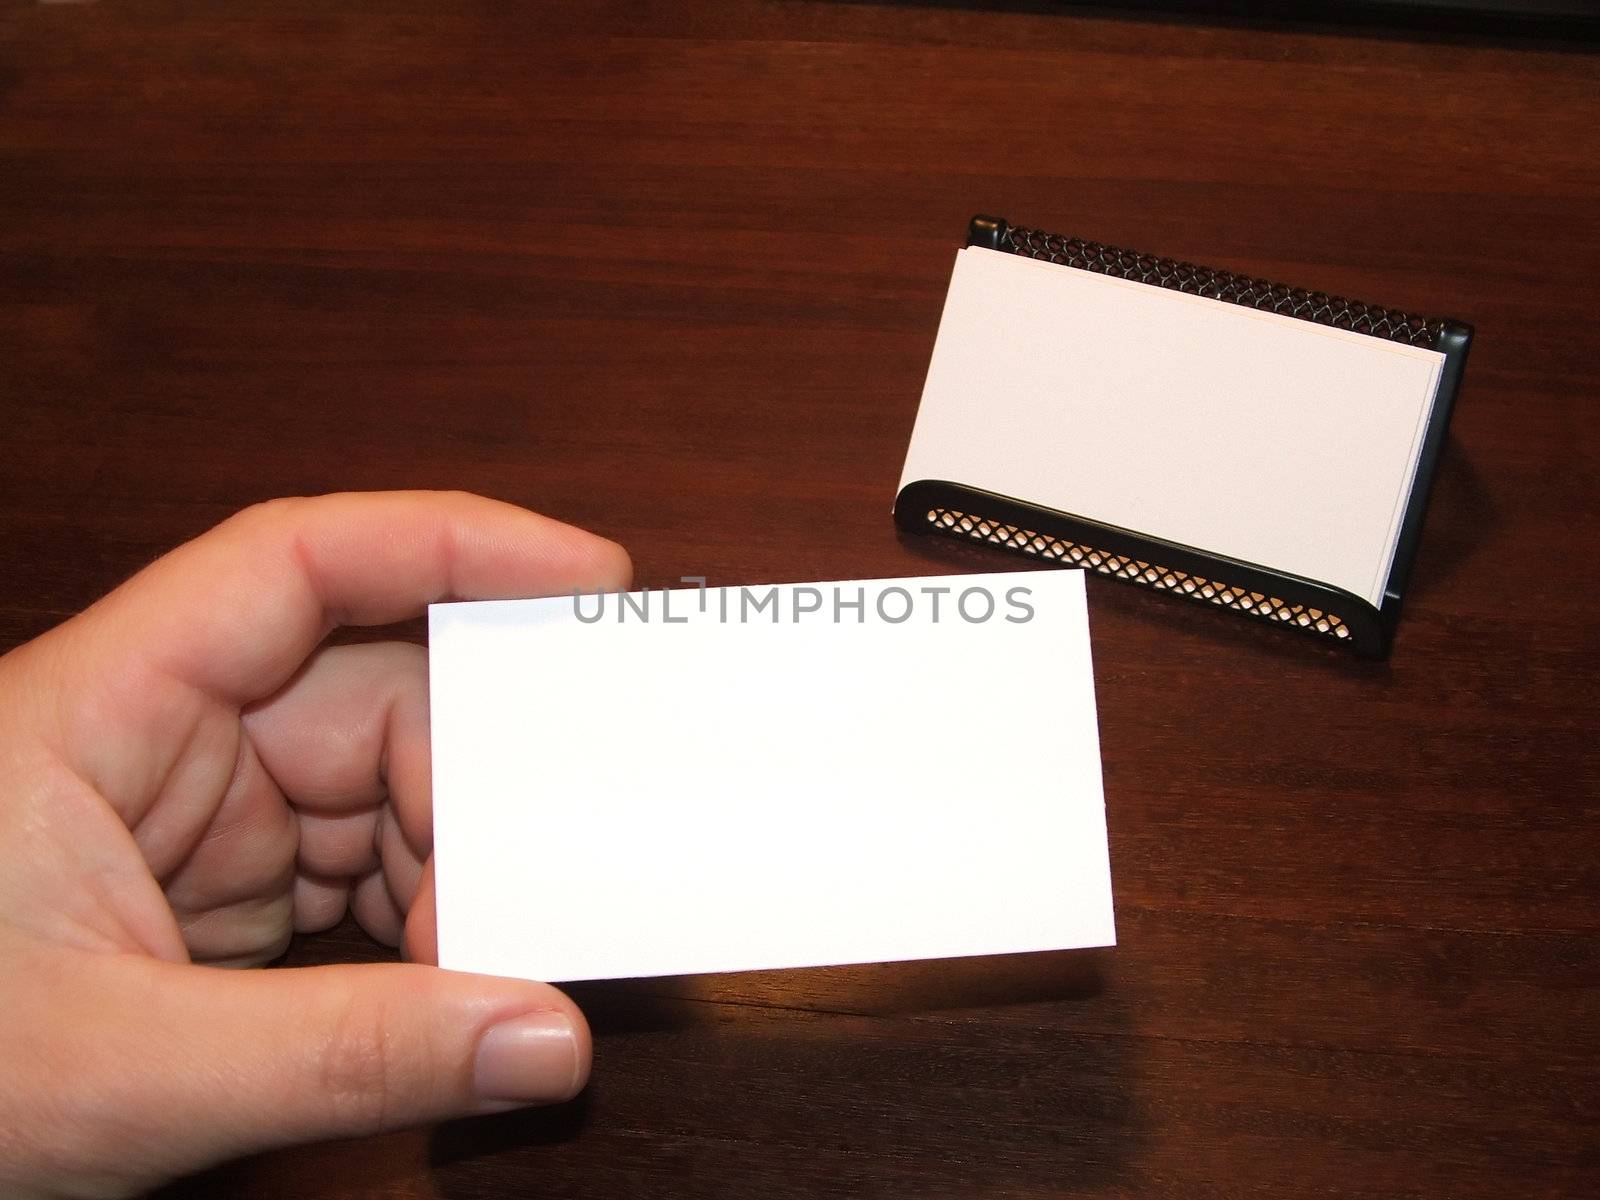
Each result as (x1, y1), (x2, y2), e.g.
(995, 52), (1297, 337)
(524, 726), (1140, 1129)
(895, 216), (1473, 657)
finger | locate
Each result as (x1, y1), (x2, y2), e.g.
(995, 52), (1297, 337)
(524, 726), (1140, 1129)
(378, 805), (427, 913)
(294, 808), (381, 879)
(158, 737), (297, 912)
(290, 813), (424, 940)
(159, 738), (300, 966)
(351, 868), (404, 947)
(292, 873), (349, 934)
(87, 490), (631, 706)
(26, 952), (591, 1193)
(177, 894), (295, 967)
(403, 858), (439, 965)
(243, 642), (433, 855)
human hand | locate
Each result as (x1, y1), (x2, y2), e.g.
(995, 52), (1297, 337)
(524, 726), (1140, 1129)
(0, 492), (631, 1198)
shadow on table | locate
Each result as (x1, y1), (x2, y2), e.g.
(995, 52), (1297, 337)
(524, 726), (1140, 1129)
(1404, 438), (1494, 602)
(828, 0), (1600, 50)
(152, 924), (1139, 1193)
(567, 945), (1113, 1031)
(430, 947), (1144, 1195)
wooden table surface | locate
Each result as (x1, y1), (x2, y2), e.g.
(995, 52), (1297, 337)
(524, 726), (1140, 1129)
(3, 2), (1597, 1196)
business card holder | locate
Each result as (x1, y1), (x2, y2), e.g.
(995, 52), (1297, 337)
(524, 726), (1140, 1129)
(893, 215), (1473, 658)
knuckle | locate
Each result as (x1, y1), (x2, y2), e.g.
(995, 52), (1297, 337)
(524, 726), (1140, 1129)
(233, 495), (309, 529)
(317, 991), (402, 1132)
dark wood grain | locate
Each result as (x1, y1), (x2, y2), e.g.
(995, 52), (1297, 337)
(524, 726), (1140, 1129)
(2, 2), (1597, 1196)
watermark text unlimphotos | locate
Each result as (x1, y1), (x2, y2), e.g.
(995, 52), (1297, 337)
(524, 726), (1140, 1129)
(573, 577), (1034, 624)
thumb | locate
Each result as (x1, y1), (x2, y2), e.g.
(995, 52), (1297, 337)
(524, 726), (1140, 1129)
(30, 952), (590, 1193)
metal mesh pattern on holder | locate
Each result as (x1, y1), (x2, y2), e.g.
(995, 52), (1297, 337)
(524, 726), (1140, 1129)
(924, 507), (1352, 641)
(1002, 224), (1444, 349)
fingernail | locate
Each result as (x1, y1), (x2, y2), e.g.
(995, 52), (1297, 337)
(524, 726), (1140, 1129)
(473, 1011), (583, 1103)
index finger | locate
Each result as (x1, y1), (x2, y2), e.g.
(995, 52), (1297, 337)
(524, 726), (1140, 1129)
(85, 490), (631, 704)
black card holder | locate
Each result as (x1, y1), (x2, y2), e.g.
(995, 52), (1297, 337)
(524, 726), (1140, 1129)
(893, 215), (1473, 659)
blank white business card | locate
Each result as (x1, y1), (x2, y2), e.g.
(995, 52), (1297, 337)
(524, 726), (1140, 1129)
(429, 570), (1114, 983)
(900, 247), (1446, 607)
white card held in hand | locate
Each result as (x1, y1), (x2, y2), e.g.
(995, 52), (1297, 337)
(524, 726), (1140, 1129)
(429, 569), (1113, 983)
